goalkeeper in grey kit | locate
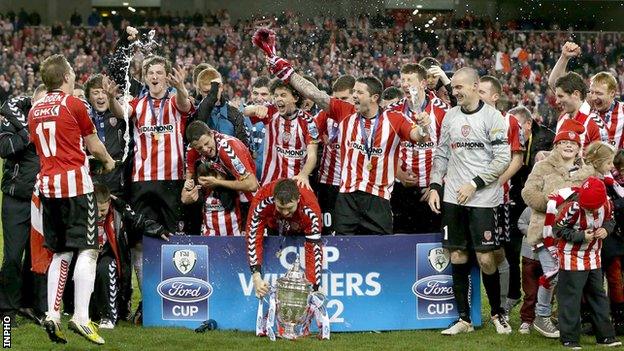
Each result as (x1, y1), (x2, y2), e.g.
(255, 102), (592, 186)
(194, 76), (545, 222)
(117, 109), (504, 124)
(427, 68), (512, 335)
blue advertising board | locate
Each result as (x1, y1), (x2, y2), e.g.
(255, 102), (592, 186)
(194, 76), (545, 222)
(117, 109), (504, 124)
(143, 234), (482, 331)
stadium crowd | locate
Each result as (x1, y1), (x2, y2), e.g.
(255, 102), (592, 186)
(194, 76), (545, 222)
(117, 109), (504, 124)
(0, 10), (623, 129)
(0, 8), (623, 349)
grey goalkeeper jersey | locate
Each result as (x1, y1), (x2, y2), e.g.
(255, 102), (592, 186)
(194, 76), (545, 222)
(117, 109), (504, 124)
(430, 101), (511, 208)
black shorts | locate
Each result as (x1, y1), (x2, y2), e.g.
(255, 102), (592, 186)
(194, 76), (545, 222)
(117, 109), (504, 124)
(334, 191), (392, 235)
(41, 193), (98, 252)
(441, 202), (498, 252)
(317, 183), (339, 235)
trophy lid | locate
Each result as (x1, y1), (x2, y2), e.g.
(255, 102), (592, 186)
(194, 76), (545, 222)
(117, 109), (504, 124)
(284, 256), (305, 280)
(277, 256), (310, 290)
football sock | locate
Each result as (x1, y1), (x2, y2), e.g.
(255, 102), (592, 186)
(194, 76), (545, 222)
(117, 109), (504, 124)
(482, 268), (503, 316)
(451, 262), (472, 323)
(498, 258), (510, 308)
(72, 249), (98, 325)
(132, 246), (143, 291)
(47, 251), (74, 322)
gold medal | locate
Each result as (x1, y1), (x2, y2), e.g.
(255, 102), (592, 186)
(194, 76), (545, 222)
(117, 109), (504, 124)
(366, 163), (373, 171)
(154, 132), (161, 141)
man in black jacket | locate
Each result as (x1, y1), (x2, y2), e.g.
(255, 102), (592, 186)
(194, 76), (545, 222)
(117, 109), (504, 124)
(91, 183), (171, 329)
(0, 85), (47, 325)
(83, 74), (129, 197)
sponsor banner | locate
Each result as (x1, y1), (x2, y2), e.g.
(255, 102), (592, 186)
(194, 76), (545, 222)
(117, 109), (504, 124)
(143, 234), (481, 331)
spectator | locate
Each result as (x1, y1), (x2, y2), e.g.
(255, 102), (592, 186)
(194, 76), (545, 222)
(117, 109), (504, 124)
(70, 9), (82, 27)
(87, 9), (101, 27)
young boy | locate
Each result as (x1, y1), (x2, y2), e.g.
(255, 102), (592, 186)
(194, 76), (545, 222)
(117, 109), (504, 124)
(517, 206), (542, 334)
(548, 177), (621, 348)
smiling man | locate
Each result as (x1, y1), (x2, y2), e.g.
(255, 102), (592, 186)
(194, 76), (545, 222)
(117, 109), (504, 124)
(108, 39), (194, 323)
(243, 79), (319, 189)
(83, 74), (128, 196)
(553, 72), (603, 149)
(246, 178), (323, 297)
(428, 67), (512, 335)
(589, 72), (624, 149)
(548, 42), (605, 150)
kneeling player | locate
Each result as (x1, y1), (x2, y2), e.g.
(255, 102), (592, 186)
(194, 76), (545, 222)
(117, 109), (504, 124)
(247, 179), (323, 296)
(91, 184), (171, 328)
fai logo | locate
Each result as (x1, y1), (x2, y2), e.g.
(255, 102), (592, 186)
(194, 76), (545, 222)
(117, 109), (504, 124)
(173, 249), (197, 275)
(461, 125), (471, 137)
(427, 247), (450, 273)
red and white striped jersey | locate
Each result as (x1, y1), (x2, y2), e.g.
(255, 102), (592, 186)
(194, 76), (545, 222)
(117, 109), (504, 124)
(501, 113), (526, 204)
(556, 101), (603, 149)
(246, 180), (323, 286)
(186, 132), (257, 202)
(250, 105), (319, 185)
(315, 110), (341, 186)
(593, 100), (624, 149)
(386, 93), (448, 188)
(201, 192), (242, 236)
(556, 200), (612, 271)
(28, 91), (95, 198)
(319, 98), (417, 200)
(129, 93), (193, 182)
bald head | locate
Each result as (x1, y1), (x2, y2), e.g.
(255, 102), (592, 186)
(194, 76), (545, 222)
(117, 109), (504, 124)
(451, 67), (480, 109)
(454, 68), (479, 84)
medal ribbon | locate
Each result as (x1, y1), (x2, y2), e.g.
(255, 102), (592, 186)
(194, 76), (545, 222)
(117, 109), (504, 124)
(604, 101), (616, 125)
(147, 89), (170, 130)
(403, 95), (428, 116)
(358, 110), (381, 160)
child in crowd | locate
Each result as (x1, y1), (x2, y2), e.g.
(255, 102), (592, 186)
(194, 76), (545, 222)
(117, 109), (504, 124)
(585, 142), (624, 333)
(547, 177), (620, 348)
(517, 206), (542, 334)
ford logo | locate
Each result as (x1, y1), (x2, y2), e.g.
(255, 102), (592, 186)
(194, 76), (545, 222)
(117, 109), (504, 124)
(412, 274), (454, 301)
(157, 277), (213, 303)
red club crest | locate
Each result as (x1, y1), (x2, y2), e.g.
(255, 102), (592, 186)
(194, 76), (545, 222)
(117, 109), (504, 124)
(484, 230), (492, 241)
(461, 125), (471, 137)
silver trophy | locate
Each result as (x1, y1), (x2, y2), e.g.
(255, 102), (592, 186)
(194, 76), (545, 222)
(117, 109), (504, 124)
(275, 257), (312, 339)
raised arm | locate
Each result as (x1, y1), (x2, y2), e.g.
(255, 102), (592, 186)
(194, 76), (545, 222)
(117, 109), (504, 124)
(194, 81), (220, 123)
(289, 73), (330, 110)
(169, 66), (192, 113)
(252, 28), (330, 110)
(548, 42), (580, 91)
(102, 75), (125, 119)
